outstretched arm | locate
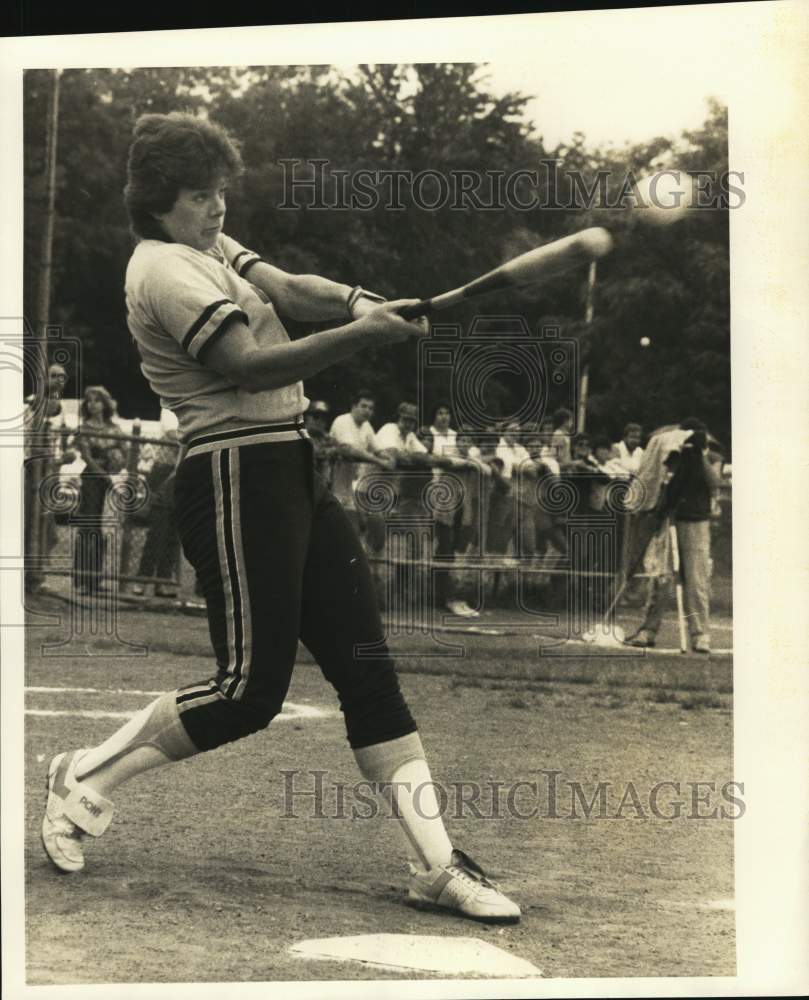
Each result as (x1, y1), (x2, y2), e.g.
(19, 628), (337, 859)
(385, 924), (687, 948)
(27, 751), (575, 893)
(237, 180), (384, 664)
(245, 262), (384, 323)
(203, 301), (426, 392)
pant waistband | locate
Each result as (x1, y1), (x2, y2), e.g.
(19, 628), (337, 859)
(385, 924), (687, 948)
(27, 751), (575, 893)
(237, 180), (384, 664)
(185, 420), (309, 458)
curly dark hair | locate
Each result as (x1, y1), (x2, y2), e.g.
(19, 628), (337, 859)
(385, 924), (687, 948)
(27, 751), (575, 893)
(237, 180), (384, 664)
(124, 112), (244, 240)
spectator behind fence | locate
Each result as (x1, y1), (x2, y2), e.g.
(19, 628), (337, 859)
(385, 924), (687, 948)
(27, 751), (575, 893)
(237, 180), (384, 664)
(131, 427), (183, 598)
(374, 403), (431, 504)
(73, 386), (123, 595)
(537, 416), (561, 475)
(424, 403), (479, 620)
(550, 407), (574, 466)
(455, 424), (492, 557)
(461, 429), (499, 556)
(525, 431), (568, 558)
(304, 400), (338, 487)
(469, 432), (508, 556)
(592, 435), (630, 479)
(330, 389), (392, 545)
(626, 417), (722, 654)
(489, 421), (532, 558)
(614, 422), (644, 475)
(561, 432), (606, 518)
(24, 362), (72, 455)
(374, 402), (435, 616)
(24, 362), (73, 591)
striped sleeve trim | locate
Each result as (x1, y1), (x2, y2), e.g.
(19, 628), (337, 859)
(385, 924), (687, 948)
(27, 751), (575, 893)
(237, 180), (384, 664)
(231, 250), (262, 278)
(196, 310), (249, 364)
(181, 301), (249, 359)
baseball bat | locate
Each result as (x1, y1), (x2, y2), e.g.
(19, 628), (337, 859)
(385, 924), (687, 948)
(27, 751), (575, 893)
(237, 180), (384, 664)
(399, 227), (613, 320)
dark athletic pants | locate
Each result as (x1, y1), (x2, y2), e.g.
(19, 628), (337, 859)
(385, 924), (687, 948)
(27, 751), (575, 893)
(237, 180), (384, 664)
(172, 426), (417, 753)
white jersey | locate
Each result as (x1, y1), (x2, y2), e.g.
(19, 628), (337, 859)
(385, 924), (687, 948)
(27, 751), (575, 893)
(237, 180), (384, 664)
(125, 233), (307, 442)
(329, 412), (378, 510)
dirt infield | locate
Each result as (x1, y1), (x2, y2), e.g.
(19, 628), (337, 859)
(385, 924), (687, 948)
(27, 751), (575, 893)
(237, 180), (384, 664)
(24, 598), (735, 983)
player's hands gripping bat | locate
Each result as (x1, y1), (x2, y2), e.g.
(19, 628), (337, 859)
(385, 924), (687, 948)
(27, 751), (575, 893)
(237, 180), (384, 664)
(398, 227), (613, 320)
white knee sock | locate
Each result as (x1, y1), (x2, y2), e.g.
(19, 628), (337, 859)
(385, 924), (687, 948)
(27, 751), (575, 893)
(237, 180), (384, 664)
(354, 732), (453, 873)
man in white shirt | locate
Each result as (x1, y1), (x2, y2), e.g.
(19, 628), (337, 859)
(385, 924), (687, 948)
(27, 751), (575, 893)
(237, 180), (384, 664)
(425, 404), (479, 620)
(613, 422), (644, 475)
(330, 390), (391, 539)
(492, 421), (535, 557)
(375, 401), (429, 461)
(550, 408), (574, 467)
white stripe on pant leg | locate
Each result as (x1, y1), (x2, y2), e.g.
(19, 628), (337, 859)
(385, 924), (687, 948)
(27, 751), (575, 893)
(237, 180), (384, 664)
(177, 681), (218, 700)
(213, 451), (239, 684)
(227, 449), (253, 702)
(177, 691), (228, 714)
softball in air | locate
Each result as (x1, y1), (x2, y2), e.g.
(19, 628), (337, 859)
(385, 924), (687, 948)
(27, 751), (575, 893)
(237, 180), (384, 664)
(630, 170), (693, 226)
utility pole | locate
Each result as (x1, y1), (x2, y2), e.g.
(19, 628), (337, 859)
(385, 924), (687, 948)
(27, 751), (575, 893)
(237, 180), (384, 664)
(36, 68), (61, 335)
(577, 259), (596, 432)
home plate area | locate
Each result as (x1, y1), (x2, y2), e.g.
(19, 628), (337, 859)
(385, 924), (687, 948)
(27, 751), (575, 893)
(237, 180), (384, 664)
(290, 934), (542, 978)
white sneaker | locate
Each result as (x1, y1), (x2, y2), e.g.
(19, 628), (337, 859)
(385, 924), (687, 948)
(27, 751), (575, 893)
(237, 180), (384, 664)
(41, 751), (114, 873)
(457, 601), (480, 619)
(408, 849), (521, 924)
(446, 601), (480, 620)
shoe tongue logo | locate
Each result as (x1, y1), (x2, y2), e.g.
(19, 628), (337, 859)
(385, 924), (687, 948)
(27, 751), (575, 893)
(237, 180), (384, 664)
(80, 796), (103, 816)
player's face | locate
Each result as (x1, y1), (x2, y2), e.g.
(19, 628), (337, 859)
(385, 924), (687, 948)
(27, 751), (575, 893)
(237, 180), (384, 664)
(156, 180), (228, 251)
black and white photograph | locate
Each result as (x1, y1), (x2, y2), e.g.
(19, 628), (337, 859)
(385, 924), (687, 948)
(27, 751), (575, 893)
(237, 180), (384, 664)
(2, 3), (807, 996)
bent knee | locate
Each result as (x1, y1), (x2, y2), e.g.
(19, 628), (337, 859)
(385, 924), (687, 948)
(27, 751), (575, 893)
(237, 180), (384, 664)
(339, 660), (416, 748)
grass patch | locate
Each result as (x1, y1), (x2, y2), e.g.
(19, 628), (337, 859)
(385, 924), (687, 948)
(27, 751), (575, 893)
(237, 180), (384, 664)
(679, 691), (723, 711)
(653, 689), (680, 704)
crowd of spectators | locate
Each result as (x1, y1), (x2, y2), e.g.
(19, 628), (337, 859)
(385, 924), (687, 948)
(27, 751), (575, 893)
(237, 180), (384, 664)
(301, 390), (651, 619)
(24, 375), (725, 649)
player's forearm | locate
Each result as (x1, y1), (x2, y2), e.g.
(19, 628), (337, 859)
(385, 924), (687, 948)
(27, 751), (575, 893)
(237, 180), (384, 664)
(250, 263), (352, 321)
(240, 322), (376, 391)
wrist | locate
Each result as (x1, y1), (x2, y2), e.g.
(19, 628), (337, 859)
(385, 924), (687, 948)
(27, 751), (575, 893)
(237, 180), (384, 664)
(347, 285), (387, 320)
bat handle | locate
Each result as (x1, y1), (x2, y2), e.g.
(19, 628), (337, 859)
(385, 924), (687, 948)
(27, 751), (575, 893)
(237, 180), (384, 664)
(398, 299), (434, 320)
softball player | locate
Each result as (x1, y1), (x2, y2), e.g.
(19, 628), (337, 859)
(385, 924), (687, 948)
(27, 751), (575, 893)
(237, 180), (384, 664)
(41, 112), (519, 924)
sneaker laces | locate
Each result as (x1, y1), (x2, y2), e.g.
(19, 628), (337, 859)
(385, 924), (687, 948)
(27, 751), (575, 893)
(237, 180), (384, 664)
(51, 814), (84, 841)
(447, 850), (499, 890)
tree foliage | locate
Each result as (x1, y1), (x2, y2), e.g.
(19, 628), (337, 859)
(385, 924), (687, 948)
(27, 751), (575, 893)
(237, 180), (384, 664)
(24, 68), (731, 449)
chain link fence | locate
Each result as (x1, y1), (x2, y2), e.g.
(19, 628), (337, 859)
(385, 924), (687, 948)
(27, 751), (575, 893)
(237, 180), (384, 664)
(24, 433), (732, 636)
